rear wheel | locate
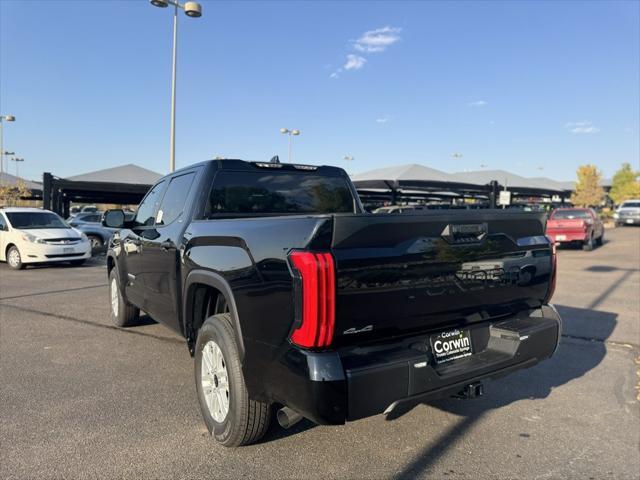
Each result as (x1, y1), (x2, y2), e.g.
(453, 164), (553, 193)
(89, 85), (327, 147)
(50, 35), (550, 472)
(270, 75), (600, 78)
(583, 233), (594, 251)
(7, 246), (24, 270)
(596, 231), (604, 246)
(109, 269), (140, 327)
(195, 313), (272, 447)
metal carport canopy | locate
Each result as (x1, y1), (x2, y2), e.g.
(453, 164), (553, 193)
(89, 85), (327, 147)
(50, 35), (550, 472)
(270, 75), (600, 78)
(351, 164), (492, 194)
(43, 164), (163, 216)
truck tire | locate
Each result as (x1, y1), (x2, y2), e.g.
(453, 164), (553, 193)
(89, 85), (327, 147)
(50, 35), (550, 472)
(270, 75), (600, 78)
(109, 269), (140, 327)
(195, 313), (272, 447)
(7, 245), (24, 270)
(596, 231), (604, 246)
(583, 233), (594, 251)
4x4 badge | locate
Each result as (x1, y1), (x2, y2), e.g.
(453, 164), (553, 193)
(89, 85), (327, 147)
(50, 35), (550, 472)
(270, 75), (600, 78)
(343, 325), (373, 335)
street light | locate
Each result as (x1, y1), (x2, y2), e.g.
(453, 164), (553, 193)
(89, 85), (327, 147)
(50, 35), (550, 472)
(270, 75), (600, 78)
(0, 115), (16, 181)
(149, 0), (203, 173)
(3, 150), (15, 180)
(343, 155), (355, 176)
(280, 128), (300, 163)
(11, 157), (24, 178)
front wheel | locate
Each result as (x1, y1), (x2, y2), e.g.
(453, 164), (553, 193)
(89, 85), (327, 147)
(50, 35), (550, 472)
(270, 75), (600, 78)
(87, 235), (103, 250)
(7, 246), (24, 270)
(109, 269), (140, 327)
(195, 313), (272, 447)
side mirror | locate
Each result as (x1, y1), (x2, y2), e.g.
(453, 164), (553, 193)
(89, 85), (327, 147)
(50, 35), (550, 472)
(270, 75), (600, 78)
(103, 209), (126, 228)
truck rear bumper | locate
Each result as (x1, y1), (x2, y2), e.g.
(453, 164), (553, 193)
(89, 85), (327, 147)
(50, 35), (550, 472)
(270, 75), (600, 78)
(274, 305), (561, 425)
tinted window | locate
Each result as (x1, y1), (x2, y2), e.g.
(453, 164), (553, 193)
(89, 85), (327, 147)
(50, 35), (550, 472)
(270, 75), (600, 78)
(0, 214), (6, 230)
(157, 173), (195, 225)
(209, 172), (355, 215)
(621, 202), (640, 208)
(551, 209), (591, 220)
(134, 181), (166, 227)
(6, 212), (69, 229)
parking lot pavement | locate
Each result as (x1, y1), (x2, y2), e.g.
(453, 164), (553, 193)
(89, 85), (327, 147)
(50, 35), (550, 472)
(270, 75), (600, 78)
(1, 227), (639, 479)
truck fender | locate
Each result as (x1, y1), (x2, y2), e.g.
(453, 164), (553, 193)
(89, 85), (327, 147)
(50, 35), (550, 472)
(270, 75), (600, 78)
(183, 269), (245, 360)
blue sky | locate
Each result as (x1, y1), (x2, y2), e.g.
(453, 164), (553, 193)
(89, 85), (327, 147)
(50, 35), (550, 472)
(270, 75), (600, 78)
(1, 0), (638, 182)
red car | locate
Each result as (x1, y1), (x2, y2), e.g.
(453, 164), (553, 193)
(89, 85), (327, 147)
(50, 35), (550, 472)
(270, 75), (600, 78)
(546, 208), (604, 251)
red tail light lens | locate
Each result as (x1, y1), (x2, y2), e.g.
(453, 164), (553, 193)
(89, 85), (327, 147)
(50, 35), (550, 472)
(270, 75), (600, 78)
(544, 236), (557, 303)
(288, 251), (336, 349)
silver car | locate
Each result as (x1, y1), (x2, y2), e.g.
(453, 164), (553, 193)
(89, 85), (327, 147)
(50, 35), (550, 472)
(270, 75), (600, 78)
(615, 200), (640, 226)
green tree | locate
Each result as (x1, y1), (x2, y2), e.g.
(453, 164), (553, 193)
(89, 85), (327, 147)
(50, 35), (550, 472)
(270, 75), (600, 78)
(571, 164), (605, 207)
(609, 162), (640, 205)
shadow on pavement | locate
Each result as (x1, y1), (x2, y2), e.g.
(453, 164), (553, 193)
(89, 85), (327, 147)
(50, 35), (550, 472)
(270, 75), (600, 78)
(388, 304), (617, 478)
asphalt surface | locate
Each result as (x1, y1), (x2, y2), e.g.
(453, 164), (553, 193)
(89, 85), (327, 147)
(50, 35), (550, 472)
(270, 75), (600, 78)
(1, 227), (639, 479)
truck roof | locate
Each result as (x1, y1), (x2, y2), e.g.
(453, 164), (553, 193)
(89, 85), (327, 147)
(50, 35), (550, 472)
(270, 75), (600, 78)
(173, 158), (347, 177)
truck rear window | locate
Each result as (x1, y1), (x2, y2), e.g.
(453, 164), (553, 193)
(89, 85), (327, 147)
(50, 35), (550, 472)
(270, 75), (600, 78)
(209, 171), (355, 215)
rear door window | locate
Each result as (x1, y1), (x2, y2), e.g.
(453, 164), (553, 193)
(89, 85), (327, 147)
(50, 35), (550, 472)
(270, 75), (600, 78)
(156, 172), (196, 226)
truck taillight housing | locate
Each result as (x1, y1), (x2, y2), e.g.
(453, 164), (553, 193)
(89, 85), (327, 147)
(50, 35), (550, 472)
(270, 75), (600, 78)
(288, 251), (336, 349)
(544, 236), (557, 303)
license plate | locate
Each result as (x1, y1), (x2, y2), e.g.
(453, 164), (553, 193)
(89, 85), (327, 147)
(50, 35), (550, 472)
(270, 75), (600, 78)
(430, 328), (473, 364)
(63, 247), (74, 253)
(555, 234), (566, 241)
(627, 219), (634, 224)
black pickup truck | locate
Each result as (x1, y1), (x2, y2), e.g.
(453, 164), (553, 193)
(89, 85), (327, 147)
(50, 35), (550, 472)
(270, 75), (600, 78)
(103, 158), (561, 447)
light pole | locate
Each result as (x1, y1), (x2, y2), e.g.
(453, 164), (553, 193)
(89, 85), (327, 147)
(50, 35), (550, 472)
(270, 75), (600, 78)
(280, 128), (300, 163)
(11, 157), (24, 178)
(3, 150), (15, 181)
(343, 155), (354, 176)
(149, 0), (203, 173)
(0, 115), (16, 182)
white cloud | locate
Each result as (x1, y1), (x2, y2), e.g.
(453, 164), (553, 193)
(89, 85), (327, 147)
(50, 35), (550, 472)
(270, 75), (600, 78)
(329, 26), (401, 79)
(468, 100), (487, 107)
(376, 116), (390, 123)
(354, 26), (402, 53)
(344, 54), (367, 71)
(565, 121), (600, 134)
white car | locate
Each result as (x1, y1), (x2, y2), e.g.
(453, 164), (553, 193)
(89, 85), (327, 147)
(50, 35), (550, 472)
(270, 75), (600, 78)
(0, 207), (92, 270)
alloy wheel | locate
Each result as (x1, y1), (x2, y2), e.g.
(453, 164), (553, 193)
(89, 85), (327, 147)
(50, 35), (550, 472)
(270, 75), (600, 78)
(201, 340), (230, 422)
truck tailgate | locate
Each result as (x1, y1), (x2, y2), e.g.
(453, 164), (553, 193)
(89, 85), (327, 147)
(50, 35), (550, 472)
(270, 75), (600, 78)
(330, 211), (552, 346)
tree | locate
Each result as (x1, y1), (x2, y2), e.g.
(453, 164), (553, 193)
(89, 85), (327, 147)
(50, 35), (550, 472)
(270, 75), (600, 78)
(0, 180), (31, 206)
(571, 164), (605, 207)
(609, 162), (640, 205)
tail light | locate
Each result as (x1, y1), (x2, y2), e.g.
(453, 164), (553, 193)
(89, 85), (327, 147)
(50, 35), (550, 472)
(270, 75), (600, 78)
(288, 251), (336, 349)
(544, 236), (557, 303)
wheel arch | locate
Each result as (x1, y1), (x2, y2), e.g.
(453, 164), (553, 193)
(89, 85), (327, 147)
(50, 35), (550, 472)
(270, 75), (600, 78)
(4, 243), (17, 262)
(184, 269), (245, 360)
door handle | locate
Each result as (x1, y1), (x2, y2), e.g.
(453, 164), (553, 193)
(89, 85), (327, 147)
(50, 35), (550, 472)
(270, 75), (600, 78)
(161, 240), (175, 251)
